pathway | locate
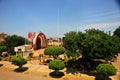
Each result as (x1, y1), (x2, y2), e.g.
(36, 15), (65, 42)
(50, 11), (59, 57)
(0, 61), (94, 80)
(111, 53), (120, 80)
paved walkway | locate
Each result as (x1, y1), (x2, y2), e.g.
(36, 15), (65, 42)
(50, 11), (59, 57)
(0, 69), (58, 80)
(111, 54), (120, 80)
(1, 54), (120, 80)
(0, 61), (94, 80)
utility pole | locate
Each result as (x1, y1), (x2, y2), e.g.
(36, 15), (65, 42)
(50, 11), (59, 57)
(109, 30), (111, 36)
(57, 8), (60, 46)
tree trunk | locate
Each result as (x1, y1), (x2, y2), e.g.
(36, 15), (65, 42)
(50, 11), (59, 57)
(19, 65), (22, 69)
(54, 70), (59, 76)
(53, 55), (58, 59)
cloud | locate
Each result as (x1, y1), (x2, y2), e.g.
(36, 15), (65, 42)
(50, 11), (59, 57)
(85, 15), (120, 22)
(86, 10), (120, 18)
(79, 22), (120, 30)
(83, 10), (120, 23)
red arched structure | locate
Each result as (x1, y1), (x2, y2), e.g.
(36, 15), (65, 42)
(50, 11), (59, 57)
(33, 32), (47, 50)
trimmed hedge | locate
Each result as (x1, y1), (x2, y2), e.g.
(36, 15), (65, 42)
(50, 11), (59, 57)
(12, 56), (27, 68)
(44, 46), (64, 56)
(96, 63), (116, 76)
(0, 46), (7, 53)
(49, 59), (65, 71)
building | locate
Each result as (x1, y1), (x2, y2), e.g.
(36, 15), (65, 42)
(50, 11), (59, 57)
(47, 38), (63, 46)
(14, 45), (32, 58)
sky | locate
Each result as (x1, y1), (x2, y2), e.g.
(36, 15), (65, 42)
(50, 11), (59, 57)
(0, 0), (120, 38)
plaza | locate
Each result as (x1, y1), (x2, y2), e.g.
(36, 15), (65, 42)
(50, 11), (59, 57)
(0, 53), (120, 80)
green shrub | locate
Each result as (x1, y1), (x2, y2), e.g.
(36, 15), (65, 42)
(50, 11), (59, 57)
(0, 46), (7, 53)
(12, 56), (27, 68)
(44, 46), (65, 59)
(96, 64), (116, 77)
(49, 59), (65, 71)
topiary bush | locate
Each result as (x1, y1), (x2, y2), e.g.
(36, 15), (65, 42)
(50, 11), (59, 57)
(49, 59), (65, 71)
(96, 63), (116, 77)
(44, 46), (65, 59)
(0, 46), (7, 54)
(12, 56), (27, 69)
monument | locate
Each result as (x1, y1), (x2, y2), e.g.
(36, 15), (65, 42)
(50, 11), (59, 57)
(32, 32), (47, 50)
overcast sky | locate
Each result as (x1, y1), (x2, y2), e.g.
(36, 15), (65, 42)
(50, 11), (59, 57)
(0, 0), (120, 38)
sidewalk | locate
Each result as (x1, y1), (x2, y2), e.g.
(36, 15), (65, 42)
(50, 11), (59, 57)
(0, 61), (95, 80)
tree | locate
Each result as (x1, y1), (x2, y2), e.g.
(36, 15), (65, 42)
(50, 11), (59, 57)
(64, 31), (85, 53)
(114, 26), (120, 38)
(65, 50), (80, 61)
(4, 35), (25, 54)
(64, 29), (117, 59)
(111, 35), (120, 54)
(44, 46), (65, 59)
(12, 56), (27, 69)
(49, 59), (65, 71)
(64, 31), (84, 62)
(96, 64), (116, 79)
(0, 46), (7, 54)
(82, 29), (114, 59)
(64, 29), (119, 69)
(113, 27), (120, 53)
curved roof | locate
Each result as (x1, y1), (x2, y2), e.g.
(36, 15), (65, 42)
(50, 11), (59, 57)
(32, 32), (47, 50)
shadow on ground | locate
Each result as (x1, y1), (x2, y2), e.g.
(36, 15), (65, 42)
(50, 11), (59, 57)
(49, 71), (65, 78)
(0, 64), (3, 67)
(80, 70), (98, 76)
(95, 77), (112, 80)
(14, 67), (28, 73)
(80, 71), (112, 80)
